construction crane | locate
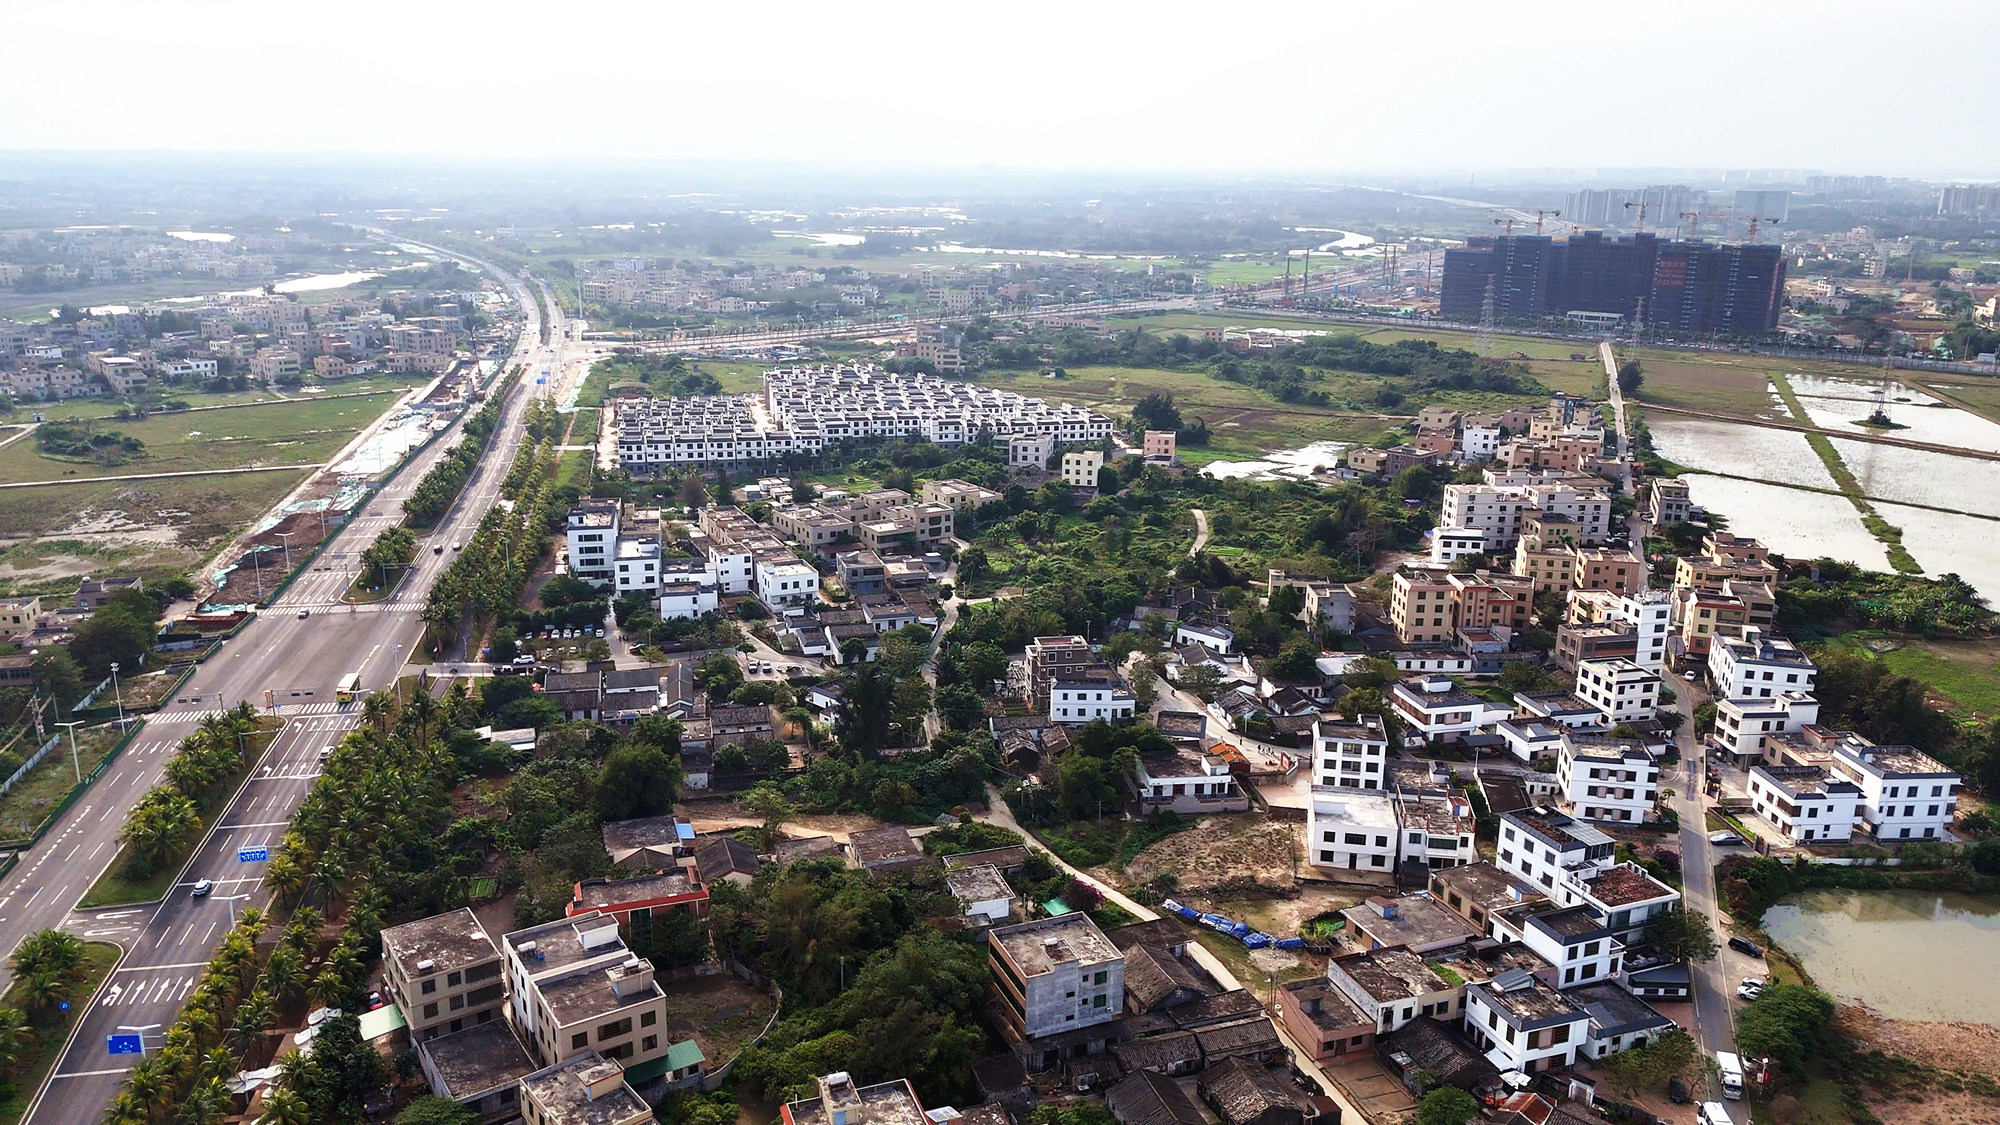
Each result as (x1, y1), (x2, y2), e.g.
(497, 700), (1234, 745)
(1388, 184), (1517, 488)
(1624, 199), (1651, 232)
(1745, 216), (1782, 242)
(1678, 210), (1715, 239)
(1494, 217), (1518, 236)
(1534, 209), (1561, 234)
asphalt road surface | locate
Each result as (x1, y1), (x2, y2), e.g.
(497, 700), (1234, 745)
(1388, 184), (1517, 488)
(14, 242), (569, 1125)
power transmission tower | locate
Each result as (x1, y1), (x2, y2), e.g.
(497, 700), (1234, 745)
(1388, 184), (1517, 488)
(1478, 273), (1496, 355)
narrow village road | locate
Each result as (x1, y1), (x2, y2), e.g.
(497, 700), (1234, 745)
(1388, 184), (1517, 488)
(1189, 508), (1210, 556)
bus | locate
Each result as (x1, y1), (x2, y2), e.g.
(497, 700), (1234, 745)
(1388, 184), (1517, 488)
(335, 673), (361, 703)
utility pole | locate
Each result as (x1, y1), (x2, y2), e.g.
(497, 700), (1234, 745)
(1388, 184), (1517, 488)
(1478, 274), (1497, 356)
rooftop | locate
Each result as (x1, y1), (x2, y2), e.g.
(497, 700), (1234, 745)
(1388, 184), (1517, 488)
(1279, 977), (1372, 1032)
(1504, 807), (1613, 854)
(991, 914), (1121, 975)
(1106, 1070), (1205, 1125)
(539, 960), (662, 1025)
(572, 872), (704, 913)
(784, 1074), (929, 1125)
(1525, 905), (1614, 944)
(1199, 1058), (1301, 1125)
(695, 837), (763, 882)
(946, 864), (1014, 905)
(1340, 895), (1477, 949)
(1470, 974), (1588, 1030)
(519, 1052), (650, 1125)
(1574, 862), (1680, 908)
(598, 814), (694, 859)
(848, 825), (922, 867)
(1329, 947), (1451, 1004)
(381, 908), (500, 976)
(1428, 939), (1551, 986)
(504, 911), (628, 976)
(1836, 742), (1958, 779)
(1430, 861), (1542, 912)
(419, 1019), (536, 1100)
(1569, 982), (1675, 1038)
(1139, 748), (1225, 779)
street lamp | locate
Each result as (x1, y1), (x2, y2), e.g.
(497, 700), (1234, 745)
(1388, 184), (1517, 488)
(108, 662), (126, 727)
(276, 530), (294, 573)
(55, 719), (84, 784)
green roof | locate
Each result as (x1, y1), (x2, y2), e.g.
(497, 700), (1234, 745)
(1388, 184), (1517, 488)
(1042, 898), (1073, 916)
(358, 1004), (406, 1041)
(667, 1039), (705, 1070)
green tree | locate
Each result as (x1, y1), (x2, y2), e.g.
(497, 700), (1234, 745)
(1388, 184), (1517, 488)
(1735, 982), (1836, 1074)
(1616, 358), (1644, 394)
(1600, 1028), (1696, 1096)
(31, 648), (85, 715)
(1639, 908), (1719, 964)
(595, 743), (680, 821)
(1415, 1086), (1480, 1125)
(835, 662), (896, 755)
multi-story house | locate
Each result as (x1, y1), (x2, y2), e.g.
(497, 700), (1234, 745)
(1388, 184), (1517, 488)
(1494, 903), (1624, 988)
(1644, 477), (1691, 525)
(1322, 947), (1459, 1035)
(503, 912), (672, 1078)
(1828, 741), (1961, 842)
(1463, 970), (1592, 1075)
(1306, 788), (1401, 874)
(1557, 734), (1659, 824)
(1311, 714), (1390, 790)
(755, 557), (820, 608)
(382, 908), (508, 1043)
(1711, 692), (1819, 764)
(1389, 566), (1457, 646)
(987, 914), (1125, 1041)
(1566, 589), (1670, 672)
(1050, 668), (1136, 725)
(1573, 658), (1661, 726)
(1060, 449), (1105, 489)
(1135, 748), (1246, 813)
(518, 1052), (653, 1125)
(1708, 627), (1816, 701)
(564, 502), (620, 586)
(1389, 676), (1514, 747)
(1746, 765), (1861, 845)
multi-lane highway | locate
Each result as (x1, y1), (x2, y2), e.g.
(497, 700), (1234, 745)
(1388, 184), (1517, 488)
(13, 243), (575, 1125)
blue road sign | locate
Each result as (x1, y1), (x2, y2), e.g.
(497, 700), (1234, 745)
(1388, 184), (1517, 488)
(59, 1001), (69, 1012)
(237, 846), (269, 863)
(107, 1034), (143, 1055)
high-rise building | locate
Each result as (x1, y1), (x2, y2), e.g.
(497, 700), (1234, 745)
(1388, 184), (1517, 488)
(1938, 185), (2000, 216)
(1731, 189), (1791, 224)
(1442, 233), (1784, 335)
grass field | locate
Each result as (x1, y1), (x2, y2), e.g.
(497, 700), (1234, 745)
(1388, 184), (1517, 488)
(1630, 355), (1784, 418)
(0, 941), (120, 1125)
(0, 468), (314, 594)
(1825, 631), (2000, 720)
(0, 391), (404, 484)
(0, 376), (431, 425)
(0, 725), (126, 840)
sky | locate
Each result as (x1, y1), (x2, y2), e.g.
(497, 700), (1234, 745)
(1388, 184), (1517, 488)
(3, 0), (1996, 180)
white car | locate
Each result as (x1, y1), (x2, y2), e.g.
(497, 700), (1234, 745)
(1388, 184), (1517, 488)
(1682, 670), (1698, 681)
(1736, 978), (1766, 1001)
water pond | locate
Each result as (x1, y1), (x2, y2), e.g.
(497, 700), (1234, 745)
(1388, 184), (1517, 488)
(1762, 888), (2000, 1024)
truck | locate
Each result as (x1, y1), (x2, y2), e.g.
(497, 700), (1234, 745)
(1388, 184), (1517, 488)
(1715, 1051), (1745, 1100)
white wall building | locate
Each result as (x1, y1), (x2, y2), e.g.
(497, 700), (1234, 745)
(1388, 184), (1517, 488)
(1557, 735), (1659, 825)
(1829, 742), (1961, 842)
(754, 558), (820, 608)
(1307, 788), (1401, 875)
(1708, 627), (1817, 702)
(1312, 714), (1391, 790)
(1747, 765), (1861, 845)
(1060, 449), (1105, 489)
(1460, 424), (1502, 460)
(1573, 658), (1661, 726)
(1049, 672), (1135, 724)
(1712, 693), (1820, 761)
(1464, 972), (1592, 1076)
(1429, 527), (1489, 565)
(565, 502), (621, 586)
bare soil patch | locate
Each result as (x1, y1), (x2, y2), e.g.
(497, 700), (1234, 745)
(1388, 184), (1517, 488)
(1836, 1003), (2000, 1079)
(1123, 814), (1303, 892)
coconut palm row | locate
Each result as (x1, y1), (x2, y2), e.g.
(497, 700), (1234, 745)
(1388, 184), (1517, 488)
(104, 688), (472, 1124)
(119, 705), (262, 880)
(423, 407), (566, 645)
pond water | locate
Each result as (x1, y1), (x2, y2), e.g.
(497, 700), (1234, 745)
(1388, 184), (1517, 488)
(1875, 502), (2000, 599)
(1647, 418), (1835, 489)
(1789, 374), (2000, 453)
(1677, 475), (1891, 571)
(167, 230), (234, 242)
(1762, 889), (2000, 1024)
(273, 271), (382, 293)
(1200, 440), (1350, 481)
(1827, 437), (2000, 520)
(772, 231), (866, 247)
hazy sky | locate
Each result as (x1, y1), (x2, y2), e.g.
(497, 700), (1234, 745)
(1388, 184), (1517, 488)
(4, 0), (1995, 179)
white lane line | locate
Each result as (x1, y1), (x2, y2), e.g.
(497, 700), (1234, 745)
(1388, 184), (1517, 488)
(115, 961), (212, 972)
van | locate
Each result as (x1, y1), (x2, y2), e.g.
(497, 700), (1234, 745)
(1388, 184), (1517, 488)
(1716, 1051), (1745, 1100)
(1698, 1102), (1734, 1125)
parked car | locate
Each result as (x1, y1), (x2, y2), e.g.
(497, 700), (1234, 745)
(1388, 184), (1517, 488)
(1709, 831), (1744, 846)
(298, 609), (310, 618)
(1728, 935), (1764, 957)
(1683, 670), (1699, 681)
(1668, 1076), (1691, 1104)
(1736, 978), (1766, 1000)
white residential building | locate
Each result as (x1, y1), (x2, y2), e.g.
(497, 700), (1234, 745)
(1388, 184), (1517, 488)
(159, 357), (220, 381)
(1060, 449), (1105, 489)
(1460, 424), (1502, 460)
(1708, 627), (1817, 701)
(1747, 765), (1861, 845)
(1557, 735), (1660, 824)
(1389, 676), (1515, 747)
(1312, 714), (1391, 790)
(1049, 671), (1135, 724)
(1496, 809), (1680, 942)
(657, 581), (720, 621)
(1307, 788), (1401, 875)
(754, 557), (820, 608)
(612, 538), (661, 596)
(1829, 742), (1961, 842)
(1429, 527), (1489, 565)
(1711, 693), (1820, 761)
(1573, 658), (1661, 726)
(1134, 749), (1246, 812)
(565, 502), (621, 586)
(1008, 432), (1055, 470)
(1464, 971), (1592, 1076)
(1439, 479), (1612, 551)
(1569, 589), (1672, 672)
(1174, 621), (1235, 654)
(1493, 904), (1624, 989)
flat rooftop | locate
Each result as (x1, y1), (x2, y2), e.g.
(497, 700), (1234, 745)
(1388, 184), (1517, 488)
(1309, 787), (1400, 829)
(519, 1052), (649, 1125)
(1505, 807), (1613, 854)
(420, 1019), (536, 1099)
(946, 864), (1014, 905)
(572, 872), (702, 912)
(1341, 896), (1476, 949)
(1526, 905), (1613, 943)
(1329, 947), (1449, 1004)
(1280, 977), (1372, 1033)
(786, 1078), (930, 1125)
(1574, 862), (1678, 907)
(598, 814), (693, 857)
(539, 962), (662, 1025)
(1429, 940), (1550, 985)
(1471, 974), (1588, 1028)
(1430, 861), (1541, 912)
(991, 914), (1120, 975)
(382, 908), (499, 976)
(1569, 981), (1675, 1037)
(504, 912), (626, 976)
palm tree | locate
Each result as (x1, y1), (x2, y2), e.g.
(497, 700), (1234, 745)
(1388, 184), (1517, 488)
(123, 1061), (171, 1122)
(102, 1092), (150, 1125)
(230, 989), (274, 1049)
(174, 1077), (228, 1125)
(272, 1049), (318, 1095)
(0, 1006), (27, 1067)
(263, 855), (305, 907)
(255, 1090), (309, 1125)
(308, 968), (347, 1011)
(15, 969), (70, 1013)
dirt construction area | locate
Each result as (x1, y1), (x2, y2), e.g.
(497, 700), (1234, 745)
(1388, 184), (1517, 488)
(1124, 814), (1304, 892)
(1835, 1004), (2000, 1125)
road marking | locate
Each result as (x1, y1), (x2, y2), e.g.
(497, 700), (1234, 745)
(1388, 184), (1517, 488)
(217, 821), (292, 830)
(50, 1068), (133, 1079)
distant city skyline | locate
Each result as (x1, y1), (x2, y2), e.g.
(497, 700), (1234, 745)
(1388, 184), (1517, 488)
(3, 0), (1997, 180)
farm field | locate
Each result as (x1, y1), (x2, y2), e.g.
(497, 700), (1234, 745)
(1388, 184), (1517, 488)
(1823, 631), (2000, 721)
(0, 391), (405, 483)
(0, 375), (430, 424)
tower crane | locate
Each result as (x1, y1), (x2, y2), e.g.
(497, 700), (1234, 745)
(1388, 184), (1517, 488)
(1745, 216), (1782, 242)
(1624, 199), (1651, 232)
(1494, 217), (1518, 235)
(1534, 209), (1561, 234)
(1678, 210), (1712, 239)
